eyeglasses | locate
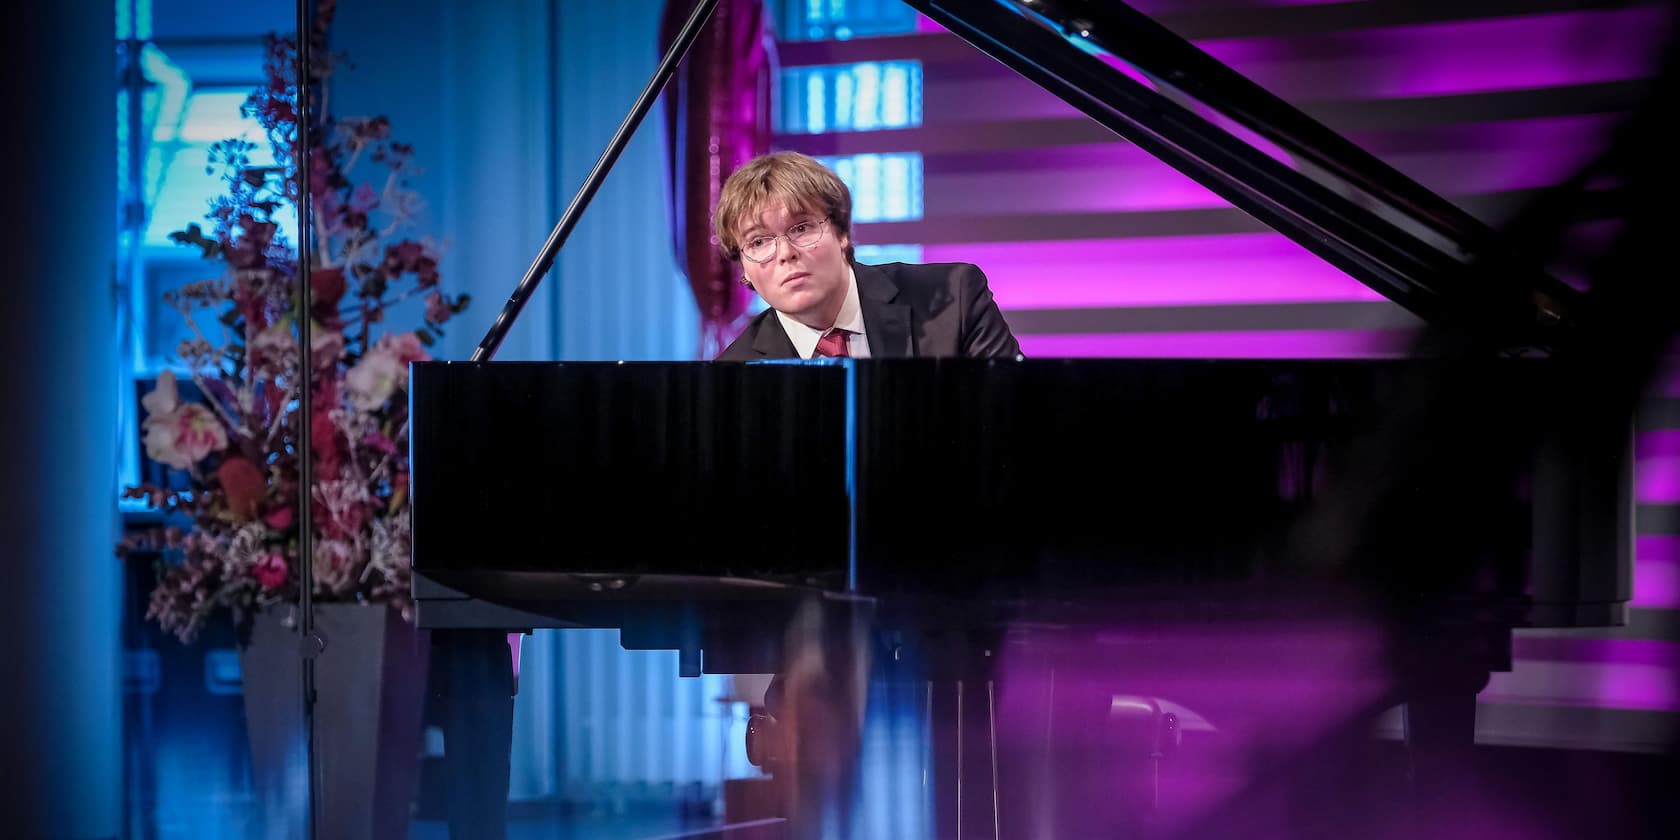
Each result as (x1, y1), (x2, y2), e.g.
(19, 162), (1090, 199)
(739, 218), (829, 264)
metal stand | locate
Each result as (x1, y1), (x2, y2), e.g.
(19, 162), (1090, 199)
(292, 1), (322, 837)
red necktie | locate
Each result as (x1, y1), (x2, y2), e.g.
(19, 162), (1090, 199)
(814, 329), (850, 358)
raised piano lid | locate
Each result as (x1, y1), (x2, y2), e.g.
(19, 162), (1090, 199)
(898, 0), (1584, 346)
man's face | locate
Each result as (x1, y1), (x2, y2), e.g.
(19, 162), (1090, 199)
(739, 199), (851, 329)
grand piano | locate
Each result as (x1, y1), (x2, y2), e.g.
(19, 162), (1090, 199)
(409, 1), (1664, 837)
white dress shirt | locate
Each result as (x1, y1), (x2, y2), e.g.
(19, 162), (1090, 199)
(773, 264), (872, 359)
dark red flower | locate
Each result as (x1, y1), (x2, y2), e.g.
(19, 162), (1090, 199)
(225, 216), (277, 269)
(310, 267), (347, 329)
(381, 240), (427, 278)
(311, 266), (346, 308)
(216, 456), (268, 522)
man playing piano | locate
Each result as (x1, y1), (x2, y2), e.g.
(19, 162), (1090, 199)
(713, 151), (1022, 360)
(709, 151), (1022, 830)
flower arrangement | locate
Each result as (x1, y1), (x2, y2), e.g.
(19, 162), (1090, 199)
(120, 8), (469, 642)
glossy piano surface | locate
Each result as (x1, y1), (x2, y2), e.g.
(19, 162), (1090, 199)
(411, 357), (1630, 650)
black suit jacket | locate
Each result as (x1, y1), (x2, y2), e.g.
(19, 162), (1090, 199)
(715, 261), (1022, 360)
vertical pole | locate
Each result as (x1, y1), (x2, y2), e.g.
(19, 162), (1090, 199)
(293, 0), (321, 837)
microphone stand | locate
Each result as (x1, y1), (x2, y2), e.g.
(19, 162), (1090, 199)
(471, 0), (720, 361)
(294, 0), (322, 838)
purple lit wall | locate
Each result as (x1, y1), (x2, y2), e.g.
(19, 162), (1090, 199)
(773, 0), (1680, 759)
(779, 0), (1674, 361)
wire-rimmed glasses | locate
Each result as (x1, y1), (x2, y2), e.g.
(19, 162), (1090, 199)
(739, 218), (829, 264)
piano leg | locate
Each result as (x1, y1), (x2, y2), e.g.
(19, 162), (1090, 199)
(1401, 664), (1490, 831)
(430, 628), (516, 840)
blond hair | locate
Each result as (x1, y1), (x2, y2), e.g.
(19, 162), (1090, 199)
(715, 151), (854, 263)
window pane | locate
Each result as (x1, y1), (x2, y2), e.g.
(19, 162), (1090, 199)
(774, 0), (918, 42)
(145, 89), (293, 249)
(780, 61), (923, 134)
(814, 153), (923, 222)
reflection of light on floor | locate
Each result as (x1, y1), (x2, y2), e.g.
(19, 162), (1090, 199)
(827, 616), (1406, 838)
(992, 619), (1396, 838)
(851, 675), (932, 840)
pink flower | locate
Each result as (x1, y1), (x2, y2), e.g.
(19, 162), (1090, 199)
(311, 330), (344, 370)
(249, 324), (297, 372)
(141, 368), (182, 416)
(345, 350), (405, 410)
(376, 331), (429, 365)
(253, 551), (289, 590)
(321, 500), (369, 542)
(345, 332), (430, 410)
(141, 372), (229, 469)
(314, 539), (356, 591)
(144, 403), (227, 469)
(263, 506), (294, 530)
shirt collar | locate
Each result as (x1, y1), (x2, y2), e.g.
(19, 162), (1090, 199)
(775, 264), (864, 359)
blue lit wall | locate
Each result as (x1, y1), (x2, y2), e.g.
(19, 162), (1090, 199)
(774, 0), (918, 42)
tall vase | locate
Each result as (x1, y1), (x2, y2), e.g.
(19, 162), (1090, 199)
(239, 603), (428, 839)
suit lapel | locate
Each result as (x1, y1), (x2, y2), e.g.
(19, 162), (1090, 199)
(855, 262), (913, 358)
(748, 311), (798, 358)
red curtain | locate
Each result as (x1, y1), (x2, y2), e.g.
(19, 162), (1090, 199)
(660, 0), (774, 358)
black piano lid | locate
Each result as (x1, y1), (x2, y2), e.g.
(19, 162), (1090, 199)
(898, 0), (1585, 346)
